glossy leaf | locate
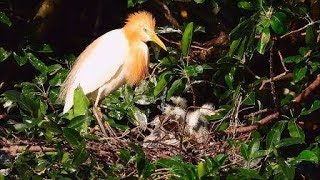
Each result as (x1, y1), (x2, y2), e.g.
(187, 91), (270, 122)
(270, 12), (287, 34)
(68, 115), (92, 130)
(305, 26), (315, 47)
(237, 1), (258, 10)
(293, 66), (307, 82)
(26, 52), (48, 74)
(194, 0), (205, 3)
(153, 71), (172, 96)
(73, 86), (90, 117)
(288, 120), (305, 140)
(295, 150), (319, 164)
(13, 52), (28, 66)
(0, 11), (11, 26)
(279, 160), (295, 180)
(301, 100), (320, 115)
(276, 138), (305, 148)
(62, 128), (83, 148)
(73, 145), (89, 165)
(243, 92), (255, 106)
(266, 127), (281, 150)
(181, 22), (194, 56)
(185, 65), (203, 77)
(197, 162), (206, 178)
(0, 47), (11, 62)
(257, 27), (270, 54)
(166, 79), (186, 101)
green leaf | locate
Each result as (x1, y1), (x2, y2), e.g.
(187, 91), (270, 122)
(276, 137), (305, 148)
(49, 69), (68, 86)
(14, 123), (28, 132)
(305, 26), (316, 47)
(68, 115), (92, 130)
(35, 44), (54, 53)
(237, 36), (247, 58)
(288, 120), (305, 140)
(279, 160), (295, 180)
(299, 47), (310, 56)
(228, 38), (242, 57)
(185, 65), (204, 77)
(225, 67), (236, 89)
(62, 128), (83, 148)
(141, 162), (155, 179)
(194, 0), (205, 3)
(73, 86), (90, 117)
(257, 27), (270, 54)
(166, 79), (186, 101)
(270, 12), (287, 34)
(117, 149), (131, 163)
(181, 22), (194, 56)
(197, 162), (206, 178)
(42, 121), (62, 133)
(293, 66), (307, 82)
(153, 71), (172, 97)
(73, 145), (89, 165)
(0, 47), (11, 62)
(13, 52), (28, 66)
(237, 1), (258, 10)
(243, 92), (255, 106)
(230, 14), (258, 40)
(2, 90), (21, 102)
(26, 52), (48, 74)
(129, 143), (146, 176)
(240, 144), (249, 160)
(266, 124), (283, 150)
(301, 100), (320, 115)
(0, 11), (12, 26)
(295, 150), (319, 164)
(284, 55), (304, 64)
(248, 138), (260, 159)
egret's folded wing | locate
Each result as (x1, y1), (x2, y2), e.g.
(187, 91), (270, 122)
(59, 29), (128, 113)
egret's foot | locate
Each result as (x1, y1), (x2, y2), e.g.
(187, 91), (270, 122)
(93, 106), (116, 137)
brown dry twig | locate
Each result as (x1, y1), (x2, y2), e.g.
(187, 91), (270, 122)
(225, 74), (320, 134)
(280, 20), (320, 39)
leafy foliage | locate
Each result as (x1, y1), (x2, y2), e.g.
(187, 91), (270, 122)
(1, 0), (320, 179)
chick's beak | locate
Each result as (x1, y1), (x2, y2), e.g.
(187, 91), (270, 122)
(150, 32), (167, 51)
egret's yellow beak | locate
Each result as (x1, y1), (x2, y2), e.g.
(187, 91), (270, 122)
(150, 32), (167, 51)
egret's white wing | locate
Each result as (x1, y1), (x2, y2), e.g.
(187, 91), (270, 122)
(59, 29), (129, 113)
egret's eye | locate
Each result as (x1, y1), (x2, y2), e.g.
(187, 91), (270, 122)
(143, 28), (148, 32)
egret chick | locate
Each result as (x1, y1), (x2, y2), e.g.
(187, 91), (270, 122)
(59, 11), (167, 136)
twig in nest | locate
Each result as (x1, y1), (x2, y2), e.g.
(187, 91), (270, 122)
(1, 145), (55, 156)
(225, 74), (320, 134)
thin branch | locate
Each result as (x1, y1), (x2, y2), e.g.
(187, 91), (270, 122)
(259, 72), (293, 90)
(280, 20), (320, 39)
(278, 51), (289, 72)
(269, 43), (278, 108)
(243, 108), (271, 119)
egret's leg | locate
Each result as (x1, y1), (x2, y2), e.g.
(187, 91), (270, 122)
(92, 88), (108, 136)
(93, 88), (116, 137)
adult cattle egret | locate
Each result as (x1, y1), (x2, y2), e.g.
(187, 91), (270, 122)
(59, 11), (167, 136)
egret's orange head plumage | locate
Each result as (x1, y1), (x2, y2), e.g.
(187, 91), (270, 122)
(123, 11), (156, 42)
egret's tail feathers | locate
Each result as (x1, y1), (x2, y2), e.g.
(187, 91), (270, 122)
(62, 91), (74, 114)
